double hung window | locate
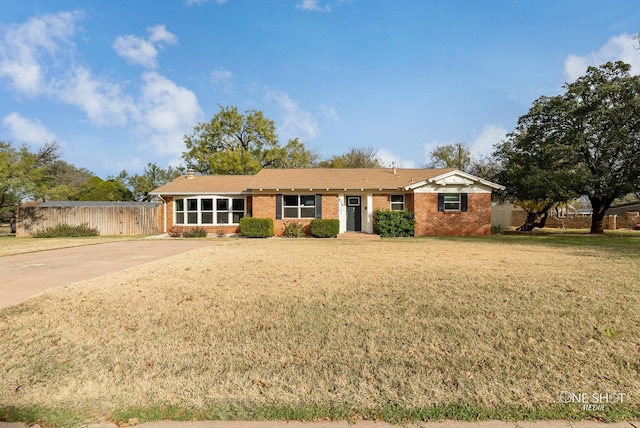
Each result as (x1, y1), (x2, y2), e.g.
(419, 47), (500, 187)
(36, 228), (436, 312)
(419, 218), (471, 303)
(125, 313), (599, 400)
(283, 195), (316, 218)
(390, 194), (405, 211)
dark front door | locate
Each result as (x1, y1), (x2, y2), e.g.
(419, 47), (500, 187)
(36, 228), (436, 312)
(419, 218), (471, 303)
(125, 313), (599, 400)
(346, 196), (362, 231)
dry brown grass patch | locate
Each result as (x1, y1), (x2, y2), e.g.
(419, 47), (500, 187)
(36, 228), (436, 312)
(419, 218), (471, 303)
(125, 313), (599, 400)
(0, 238), (638, 416)
(0, 235), (136, 257)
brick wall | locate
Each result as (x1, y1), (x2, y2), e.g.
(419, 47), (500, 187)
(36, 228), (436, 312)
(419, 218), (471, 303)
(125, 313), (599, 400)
(413, 193), (492, 236)
(372, 194), (390, 212)
(252, 193), (339, 236)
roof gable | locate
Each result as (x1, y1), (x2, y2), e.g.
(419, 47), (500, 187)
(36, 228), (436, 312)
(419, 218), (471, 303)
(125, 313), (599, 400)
(404, 169), (505, 191)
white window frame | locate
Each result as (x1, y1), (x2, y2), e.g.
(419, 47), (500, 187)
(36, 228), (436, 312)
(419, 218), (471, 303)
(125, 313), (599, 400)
(283, 194), (316, 219)
(174, 196), (246, 225)
(443, 193), (461, 211)
(390, 194), (405, 211)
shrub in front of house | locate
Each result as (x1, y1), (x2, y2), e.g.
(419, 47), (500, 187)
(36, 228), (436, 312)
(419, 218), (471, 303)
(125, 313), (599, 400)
(182, 227), (208, 238)
(309, 219), (339, 238)
(240, 217), (274, 238)
(282, 221), (305, 238)
(32, 223), (100, 238)
(167, 226), (183, 238)
(373, 209), (415, 237)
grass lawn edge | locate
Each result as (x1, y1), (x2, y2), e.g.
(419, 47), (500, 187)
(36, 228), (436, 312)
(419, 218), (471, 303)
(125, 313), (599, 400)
(2, 404), (639, 427)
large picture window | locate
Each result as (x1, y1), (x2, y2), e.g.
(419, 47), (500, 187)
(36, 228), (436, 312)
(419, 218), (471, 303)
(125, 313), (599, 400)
(174, 197), (246, 225)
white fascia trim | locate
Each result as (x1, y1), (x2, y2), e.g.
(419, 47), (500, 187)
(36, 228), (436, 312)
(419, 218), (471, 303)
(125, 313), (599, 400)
(403, 169), (505, 191)
(150, 191), (250, 196)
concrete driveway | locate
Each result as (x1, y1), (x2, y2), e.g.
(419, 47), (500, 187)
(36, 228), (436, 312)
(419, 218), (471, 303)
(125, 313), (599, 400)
(0, 240), (213, 310)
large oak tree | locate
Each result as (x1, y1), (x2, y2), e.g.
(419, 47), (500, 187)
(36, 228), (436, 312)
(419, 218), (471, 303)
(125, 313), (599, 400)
(496, 61), (640, 233)
(182, 105), (317, 174)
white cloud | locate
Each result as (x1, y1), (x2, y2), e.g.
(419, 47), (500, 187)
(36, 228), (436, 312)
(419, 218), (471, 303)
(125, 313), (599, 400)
(138, 71), (203, 156)
(319, 104), (339, 121)
(55, 66), (139, 127)
(113, 35), (158, 69)
(210, 68), (234, 90)
(113, 25), (178, 69)
(376, 148), (417, 168)
(2, 112), (58, 146)
(0, 10), (82, 96)
(297, 0), (331, 12)
(186, 0), (228, 5)
(564, 34), (640, 81)
(471, 124), (508, 156)
(266, 89), (320, 142)
(0, 12), (203, 166)
(147, 25), (178, 45)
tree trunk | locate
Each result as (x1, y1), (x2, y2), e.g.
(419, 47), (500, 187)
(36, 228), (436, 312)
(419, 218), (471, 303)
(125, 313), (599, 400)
(589, 196), (614, 234)
(516, 202), (558, 231)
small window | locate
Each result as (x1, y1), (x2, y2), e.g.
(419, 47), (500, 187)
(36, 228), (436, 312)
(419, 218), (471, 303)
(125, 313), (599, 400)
(187, 198), (198, 224)
(216, 198), (229, 211)
(201, 199), (213, 211)
(201, 199), (214, 224)
(232, 198), (245, 223)
(390, 194), (404, 211)
(347, 197), (360, 206)
(175, 199), (185, 224)
(444, 194), (461, 211)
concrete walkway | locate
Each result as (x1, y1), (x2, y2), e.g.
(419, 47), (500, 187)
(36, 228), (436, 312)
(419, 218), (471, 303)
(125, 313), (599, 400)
(0, 240), (213, 310)
(0, 419), (638, 428)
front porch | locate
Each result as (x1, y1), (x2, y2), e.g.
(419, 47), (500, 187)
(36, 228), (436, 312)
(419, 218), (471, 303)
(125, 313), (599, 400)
(336, 231), (381, 240)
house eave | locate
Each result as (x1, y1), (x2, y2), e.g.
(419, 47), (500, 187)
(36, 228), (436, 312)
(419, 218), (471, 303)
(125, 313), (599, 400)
(403, 169), (505, 191)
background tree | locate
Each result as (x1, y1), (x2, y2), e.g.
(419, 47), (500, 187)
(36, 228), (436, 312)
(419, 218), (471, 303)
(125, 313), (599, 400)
(495, 61), (640, 233)
(116, 163), (181, 201)
(277, 138), (320, 168)
(0, 141), (89, 209)
(0, 141), (31, 211)
(39, 160), (93, 201)
(75, 177), (133, 201)
(182, 105), (317, 174)
(467, 154), (502, 182)
(426, 142), (471, 170)
(318, 146), (383, 168)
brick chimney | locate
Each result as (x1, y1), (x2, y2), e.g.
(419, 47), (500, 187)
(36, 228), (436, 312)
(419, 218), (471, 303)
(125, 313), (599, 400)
(186, 169), (195, 180)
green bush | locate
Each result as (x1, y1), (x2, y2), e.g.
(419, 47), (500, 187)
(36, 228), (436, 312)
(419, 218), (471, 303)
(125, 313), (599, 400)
(309, 219), (339, 238)
(240, 217), (274, 238)
(33, 223), (99, 238)
(182, 227), (208, 238)
(373, 209), (415, 237)
(282, 221), (305, 238)
(491, 224), (505, 235)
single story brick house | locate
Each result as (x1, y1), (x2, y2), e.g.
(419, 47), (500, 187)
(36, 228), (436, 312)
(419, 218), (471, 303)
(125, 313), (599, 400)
(150, 167), (504, 236)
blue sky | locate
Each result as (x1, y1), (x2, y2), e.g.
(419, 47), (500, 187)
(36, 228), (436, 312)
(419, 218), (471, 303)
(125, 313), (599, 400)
(1, 0), (640, 178)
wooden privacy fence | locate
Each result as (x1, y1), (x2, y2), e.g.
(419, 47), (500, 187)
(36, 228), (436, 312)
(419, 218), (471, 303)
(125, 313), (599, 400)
(17, 201), (162, 237)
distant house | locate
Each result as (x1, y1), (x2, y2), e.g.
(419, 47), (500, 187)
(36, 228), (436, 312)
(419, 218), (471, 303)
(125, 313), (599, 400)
(151, 168), (504, 236)
(606, 201), (640, 217)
